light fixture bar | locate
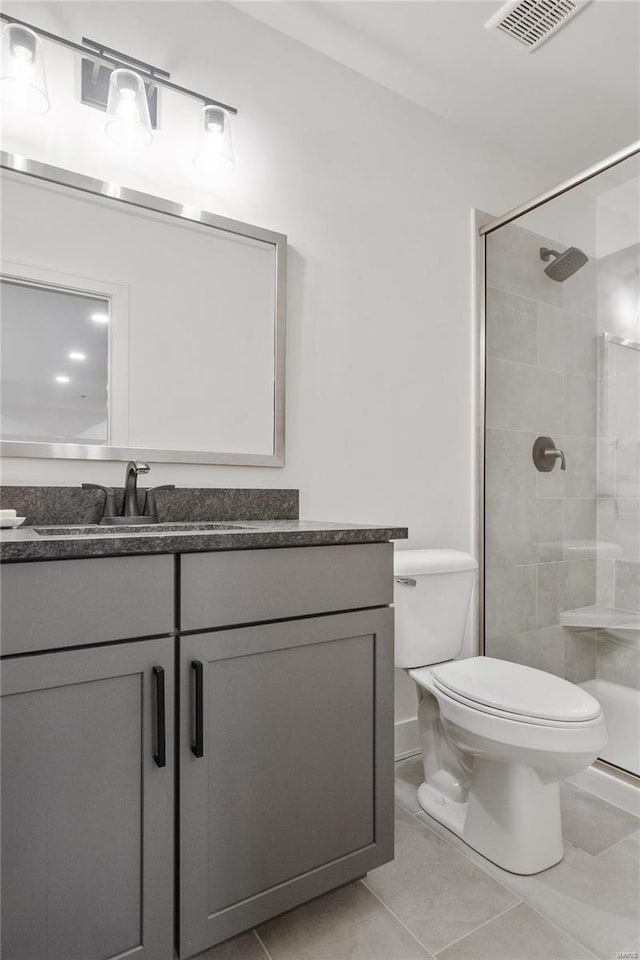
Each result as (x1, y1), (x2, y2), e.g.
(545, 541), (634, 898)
(0, 12), (238, 115)
(81, 37), (171, 81)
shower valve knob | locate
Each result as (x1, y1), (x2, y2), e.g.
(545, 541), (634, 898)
(533, 436), (566, 472)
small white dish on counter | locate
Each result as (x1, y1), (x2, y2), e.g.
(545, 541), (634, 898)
(0, 517), (26, 529)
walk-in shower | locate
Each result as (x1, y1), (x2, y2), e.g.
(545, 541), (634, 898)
(480, 142), (640, 781)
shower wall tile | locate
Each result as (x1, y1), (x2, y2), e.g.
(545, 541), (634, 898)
(486, 358), (564, 433)
(612, 340), (640, 377)
(598, 498), (640, 562)
(563, 499), (597, 542)
(535, 462), (566, 499)
(484, 565), (537, 641)
(485, 429), (536, 499)
(616, 441), (640, 497)
(564, 374), (597, 437)
(597, 634), (640, 689)
(537, 304), (597, 379)
(537, 560), (596, 629)
(485, 499), (562, 568)
(596, 436), (616, 496)
(485, 224), (563, 306)
(561, 436), (596, 499)
(597, 244), (640, 335)
(564, 631), (597, 684)
(486, 627), (565, 677)
(486, 288), (537, 364)
(536, 303), (566, 372)
(615, 561), (640, 613)
(561, 258), (597, 319)
(487, 626), (597, 682)
(596, 559), (615, 607)
(608, 374), (640, 439)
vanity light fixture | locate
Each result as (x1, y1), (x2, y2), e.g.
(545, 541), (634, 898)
(0, 13), (238, 169)
(105, 68), (152, 147)
(0, 23), (49, 115)
(193, 105), (235, 176)
(90, 312), (109, 324)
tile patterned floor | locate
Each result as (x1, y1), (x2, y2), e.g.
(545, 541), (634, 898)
(198, 757), (640, 960)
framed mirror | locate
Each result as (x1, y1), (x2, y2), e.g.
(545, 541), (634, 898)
(0, 152), (286, 466)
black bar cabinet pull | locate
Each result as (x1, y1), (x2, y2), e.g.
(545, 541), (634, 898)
(191, 660), (204, 758)
(153, 666), (166, 768)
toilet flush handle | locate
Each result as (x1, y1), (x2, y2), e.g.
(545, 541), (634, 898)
(395, 577), (417, 587)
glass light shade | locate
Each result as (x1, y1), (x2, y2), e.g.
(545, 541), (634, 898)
(105, 68), (152, 147)
(0, 24), (49, 115)
(193, 105), (235, 176)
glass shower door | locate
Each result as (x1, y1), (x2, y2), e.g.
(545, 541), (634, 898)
(483, 152), (640, 777)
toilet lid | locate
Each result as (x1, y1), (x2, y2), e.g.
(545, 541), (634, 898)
(432, 658), (602, 722)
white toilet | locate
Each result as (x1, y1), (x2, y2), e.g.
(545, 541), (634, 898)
(394, 548), (607, 875)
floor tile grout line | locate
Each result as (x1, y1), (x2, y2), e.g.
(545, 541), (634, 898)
(360, 879), (436, 959)
(619, 930), (640, 954)
(430, 901), (524, 957)
(525, 902), (599, 959)
(409, 801), (640, 959)
(394, 796), (420, 817)
(253, 927), (274, 960)
(594, 826), (640, 860)
(406, 806), (523, 903)
(565, 779), (640, 821)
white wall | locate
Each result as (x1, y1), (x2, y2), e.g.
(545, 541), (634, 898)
(0, 0), (550, 749)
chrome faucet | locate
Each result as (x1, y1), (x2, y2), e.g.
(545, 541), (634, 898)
(124, 461), (150, 517)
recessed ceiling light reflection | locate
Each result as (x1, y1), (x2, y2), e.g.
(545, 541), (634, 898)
(68, 351), (86, 361)
(55, 375), (70, 384)
(91, 312), (109, 324)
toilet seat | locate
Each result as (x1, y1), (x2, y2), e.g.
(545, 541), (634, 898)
(430, 657), (601, 724)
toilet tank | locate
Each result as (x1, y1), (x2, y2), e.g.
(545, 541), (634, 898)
(394, 549), (478, 669)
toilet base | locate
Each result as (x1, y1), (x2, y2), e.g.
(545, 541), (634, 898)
(417, 758), (565, 875)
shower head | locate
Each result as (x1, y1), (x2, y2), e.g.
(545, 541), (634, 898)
(540, 246), (589, 282)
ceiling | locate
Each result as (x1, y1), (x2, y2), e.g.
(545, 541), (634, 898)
(233, 0), (640, 184)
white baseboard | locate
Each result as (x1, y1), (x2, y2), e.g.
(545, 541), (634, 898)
(394, 718), (420, 760)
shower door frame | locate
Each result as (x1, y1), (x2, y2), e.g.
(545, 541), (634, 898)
(475, 139), (640, 784)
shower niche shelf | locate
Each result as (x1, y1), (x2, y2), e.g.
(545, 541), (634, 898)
(560, 605), (640, 633)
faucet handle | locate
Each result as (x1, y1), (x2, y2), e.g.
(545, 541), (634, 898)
(128, 460), (150, 476)
(81, 483), (118, 519)
(143, 484), (176, 519)
(532, 437), (566, 473)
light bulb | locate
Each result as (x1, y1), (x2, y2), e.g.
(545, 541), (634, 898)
(105, 68), (152, 147)
(0, 24), (49, 115)
(91, 312), (109, 324)
(68, 351), (86, 361)
(55, 375), (70, 384)
(193, 105), (235, 178)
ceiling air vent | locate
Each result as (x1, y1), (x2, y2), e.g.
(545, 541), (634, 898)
(485, 0), (592, 52)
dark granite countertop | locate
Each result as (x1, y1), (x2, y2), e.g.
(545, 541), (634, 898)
(0, 520), (408, 562)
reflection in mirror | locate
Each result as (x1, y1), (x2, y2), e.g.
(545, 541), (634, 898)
(1, 280), (109, 444)
(0, 154), (286, 466)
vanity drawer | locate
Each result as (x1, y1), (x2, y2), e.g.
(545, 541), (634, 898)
(0, 555), (174, 655)
(180, 543), (393, 631)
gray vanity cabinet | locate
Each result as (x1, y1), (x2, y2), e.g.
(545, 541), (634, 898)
(179, 607), (394, 958)
(0, 637), (175, 960)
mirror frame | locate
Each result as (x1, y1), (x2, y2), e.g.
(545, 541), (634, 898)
(0, 151), (287, 466)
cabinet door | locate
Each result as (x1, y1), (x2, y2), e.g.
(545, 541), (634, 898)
(179, 608), (393, 958)
(1, 638), (174, 960)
